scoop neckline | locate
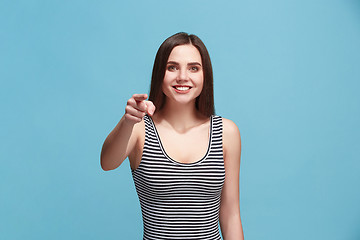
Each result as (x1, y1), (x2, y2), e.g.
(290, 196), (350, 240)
(147, 115), (213, 166)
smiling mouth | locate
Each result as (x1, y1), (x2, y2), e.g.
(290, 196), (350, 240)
(172, 86), (192, 91)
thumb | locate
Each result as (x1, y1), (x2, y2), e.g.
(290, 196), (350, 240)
(145, 100), (156, 116)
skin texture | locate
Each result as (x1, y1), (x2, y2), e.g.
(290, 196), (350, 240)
(162, 44), (204, 109)
(100, 44), (244, 239)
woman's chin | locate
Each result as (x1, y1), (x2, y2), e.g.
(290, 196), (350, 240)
(166, 96), (197, 106)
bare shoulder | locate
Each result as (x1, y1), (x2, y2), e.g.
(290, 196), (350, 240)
(221, 117), (241, 159)
(222, 117), (241, 140)
(128, 117), (146, 170)
(133, 117), (146, 136)
(131, 117), (146, 149)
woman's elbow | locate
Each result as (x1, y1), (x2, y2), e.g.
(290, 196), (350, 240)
(100, 153), (119, 171)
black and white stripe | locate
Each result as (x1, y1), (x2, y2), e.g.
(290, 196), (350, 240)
(132, 115), (225, 240)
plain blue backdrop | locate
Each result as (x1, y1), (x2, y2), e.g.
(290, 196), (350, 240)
(1, 0), (359, 239)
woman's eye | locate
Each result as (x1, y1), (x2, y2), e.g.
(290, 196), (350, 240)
(167, 65), (177, 71)
(190, 66), (199, 71)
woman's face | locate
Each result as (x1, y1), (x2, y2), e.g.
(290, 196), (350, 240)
(162, 44), (204, 106)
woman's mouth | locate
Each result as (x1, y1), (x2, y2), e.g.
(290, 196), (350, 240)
(172, 85), (192, 93)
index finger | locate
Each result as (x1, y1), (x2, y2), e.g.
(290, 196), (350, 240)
(133, 94), (148, 102)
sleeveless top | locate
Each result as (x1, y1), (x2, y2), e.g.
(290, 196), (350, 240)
(131, 115), (225, 240)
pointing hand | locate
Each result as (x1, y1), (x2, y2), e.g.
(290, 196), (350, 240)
(124, 94), (156, 124)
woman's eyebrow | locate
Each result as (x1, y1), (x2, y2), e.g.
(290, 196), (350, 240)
(167, 61), (202, 66)
(188, 62), (202, 66)
(167, 61), (179, 65)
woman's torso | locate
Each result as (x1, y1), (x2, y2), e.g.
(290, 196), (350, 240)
(131, 114), (225, 240)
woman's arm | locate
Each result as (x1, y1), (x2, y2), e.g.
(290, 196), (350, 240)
(219, 118), (244, 240)
(100, 94), (155, 171)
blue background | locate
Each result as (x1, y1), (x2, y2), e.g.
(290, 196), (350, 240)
(1, 0), (359, 239)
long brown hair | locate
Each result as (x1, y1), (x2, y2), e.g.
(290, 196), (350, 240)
(149, 32), (215, 117)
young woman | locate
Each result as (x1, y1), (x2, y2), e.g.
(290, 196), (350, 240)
(101, 32), (244, 240)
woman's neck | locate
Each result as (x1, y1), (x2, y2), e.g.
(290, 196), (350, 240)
(155, 100), (206, 132)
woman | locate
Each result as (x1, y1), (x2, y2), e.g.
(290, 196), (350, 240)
(101, 32), (244, 240)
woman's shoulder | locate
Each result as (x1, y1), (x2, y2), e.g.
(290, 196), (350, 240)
(214, 116), (240, 134)
(132, 116), (146, 139)
(218, 116), (241, 142)
(219, 116), (241, 158)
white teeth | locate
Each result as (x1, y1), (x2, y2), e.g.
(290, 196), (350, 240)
(175, 86), (190, 91)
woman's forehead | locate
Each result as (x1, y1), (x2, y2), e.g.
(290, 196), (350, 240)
(168, 45), (202, 64)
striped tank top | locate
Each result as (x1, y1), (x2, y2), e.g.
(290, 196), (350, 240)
(132, 114), (225, 240)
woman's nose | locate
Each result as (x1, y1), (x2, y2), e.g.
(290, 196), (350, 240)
(177, 69), (189, 81)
